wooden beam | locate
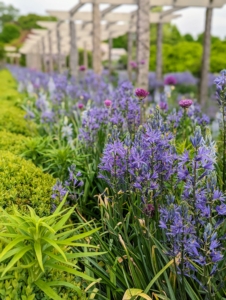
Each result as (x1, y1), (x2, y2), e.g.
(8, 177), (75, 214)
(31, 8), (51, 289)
(79, 0), (224, 6)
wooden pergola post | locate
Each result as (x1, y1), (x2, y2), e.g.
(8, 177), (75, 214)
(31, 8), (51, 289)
(92, 0), (102, 74)
(48, 30), (53, 72)
(156, 22), (163, 83)
(127, 31), (133, 81)
(199, 4), (213, 106)
(56, 21), (62, 73)
(108, 32), (112, 73)
(69, 18), (78, 77)
(137, 0), (150, 89)
(41, 37), (46, 72)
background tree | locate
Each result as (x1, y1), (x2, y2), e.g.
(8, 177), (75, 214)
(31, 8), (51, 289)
(0, 23), (20, 43)
(0, 2), (19, 30)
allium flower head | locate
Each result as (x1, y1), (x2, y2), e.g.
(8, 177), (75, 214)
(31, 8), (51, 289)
(104, 99), (112, 107)
(135, 88), (149, 100)
(78, 103), (84, 110)
(140, 60), (146, 65)
(130, 61), (138, 69)
(79, 65), (86, 71)
(164, 75), (177, 86)
(179, 99), (193, 109)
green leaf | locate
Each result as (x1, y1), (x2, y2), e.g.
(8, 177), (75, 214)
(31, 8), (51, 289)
(46, 261), (96, 282)
(48, 281), (82, 296)
(42, 237), (67, 262)
(0, 237), (31, 261)
(34, 241), (44, 272)
(57, 227), (101, 244)
(1, 245), (32, 277)
(35, 279), (62, 300)
(144, 259), (174, 294)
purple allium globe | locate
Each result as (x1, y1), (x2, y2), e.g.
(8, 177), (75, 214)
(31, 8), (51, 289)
(140, 60), (146, 65)
(135, 88), (149, 100)
(164, 75), (177, 86)
(179, 99), (193, 109)
(104, 99), (112, 107)
(78, 103), (84, 110)
(130, 61), (138, 69)
(79, 65), (86, 72)
(159, 102), (168, 111)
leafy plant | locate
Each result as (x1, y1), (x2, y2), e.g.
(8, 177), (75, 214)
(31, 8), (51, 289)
(0, 196), (104, 299)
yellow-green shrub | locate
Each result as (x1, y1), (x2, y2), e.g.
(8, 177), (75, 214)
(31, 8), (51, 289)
(0, 100), (36, 136)
(0, 151), (56, 216)
(0, 130), (28, 154)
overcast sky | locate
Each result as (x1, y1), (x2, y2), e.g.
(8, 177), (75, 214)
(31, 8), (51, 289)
(5, 0), (226, 39)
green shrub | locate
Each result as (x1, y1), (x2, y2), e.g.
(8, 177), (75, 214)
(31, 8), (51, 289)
(0, 100), (36, 136)
(0, 151), (56, 216)
(0, 130), (28, 154)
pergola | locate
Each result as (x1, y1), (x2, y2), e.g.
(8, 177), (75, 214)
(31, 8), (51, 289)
(20, 0), (226, 104)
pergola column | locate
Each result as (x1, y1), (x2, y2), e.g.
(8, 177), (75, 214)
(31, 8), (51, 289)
(199, 5), (213, 106)
(108, 32), (112, 73)
(48, 30), (53, 72)
(41, 37), (46, 72)
(56, 21), (62, 73)
(69, 18), (78, 77)
(156, 22), (163, 83)
(137, 0), (150, 89)
(92, 0), (102, 74)
(83, 41), (88, 69)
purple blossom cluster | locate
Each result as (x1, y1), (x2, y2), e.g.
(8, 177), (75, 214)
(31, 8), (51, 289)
(99, 110), (177, 202)
(160, 128), (225, 279)
(51, 164), (84, 211)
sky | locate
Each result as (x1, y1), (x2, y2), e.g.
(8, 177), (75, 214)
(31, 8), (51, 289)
(5, 0), (226, 39)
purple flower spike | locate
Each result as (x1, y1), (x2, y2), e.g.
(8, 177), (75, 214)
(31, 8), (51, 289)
(179, 99), (193, 109)
(159, 102), (168, 111)
(104, 99), (112, 107)
(135, 88), (149, 100)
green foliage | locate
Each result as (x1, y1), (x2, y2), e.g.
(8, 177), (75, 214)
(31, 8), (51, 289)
(0, 197), (103, 299)
(0, 130), (28, 154)
(0, 23), (20, 43)
(0, 100), (36, 136)
(0, 70), (36, 136)
(0, 150), (56, 216)
(0, 1), (19, 28)
(78, 49), (92, 68)
(0, 41), (5, 60)
(17, 14), (57, 30)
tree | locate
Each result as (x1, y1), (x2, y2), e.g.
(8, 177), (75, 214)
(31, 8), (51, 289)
(0, 41), (5, 60)
(0, 2), (19, 30)
(0, 23), (20, 43)
(17, 14), (57, 31)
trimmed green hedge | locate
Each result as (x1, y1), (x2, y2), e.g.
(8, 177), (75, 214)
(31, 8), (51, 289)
(0, 130), (28, 154)
(0, 151), (56, 216)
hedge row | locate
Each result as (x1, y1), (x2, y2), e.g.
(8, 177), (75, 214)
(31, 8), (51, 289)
(0, 70), (56, 215)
